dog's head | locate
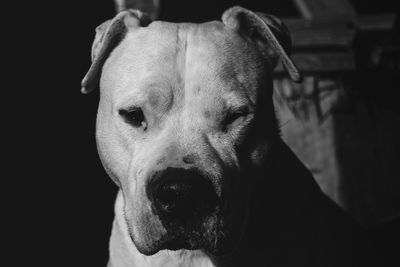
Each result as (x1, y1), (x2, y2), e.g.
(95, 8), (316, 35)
(82, 6), (300, 256)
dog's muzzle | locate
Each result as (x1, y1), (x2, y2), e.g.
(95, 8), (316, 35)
(148, 168), (219, 225)
(145, 167), (220, 250)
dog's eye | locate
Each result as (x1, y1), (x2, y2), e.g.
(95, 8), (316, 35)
(119, 107), (147, 129)
(222, 109), (248, 132)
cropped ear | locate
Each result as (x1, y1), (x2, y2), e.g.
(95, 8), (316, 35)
(81, 9), (151, 94)
(222, 6), (302, 83)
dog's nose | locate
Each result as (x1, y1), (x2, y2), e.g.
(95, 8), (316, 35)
(149, 168), (218, 220)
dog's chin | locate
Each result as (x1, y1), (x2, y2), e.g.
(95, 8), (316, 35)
(134, 237), (235, 257)
(132, 236), (197, 256)
(132, 226), (240, 257)
(128, 202), (247, 257)
(132, 240), (163, 256)
(161, 237), (201, 253)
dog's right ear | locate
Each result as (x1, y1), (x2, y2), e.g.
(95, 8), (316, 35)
(222, 6), (302, 83)
(81, 10), (151, 94)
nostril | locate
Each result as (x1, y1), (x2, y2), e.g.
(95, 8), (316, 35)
(182, 154), (196, 164)
(156, 183), (190, 214)
(155, 180), (199, 217)
(150, 169), (218, 219)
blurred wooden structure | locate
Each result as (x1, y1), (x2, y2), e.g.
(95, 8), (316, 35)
(273, 0), (399, 227)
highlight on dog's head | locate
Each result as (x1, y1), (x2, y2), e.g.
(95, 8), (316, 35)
(84, 6), (299, 256)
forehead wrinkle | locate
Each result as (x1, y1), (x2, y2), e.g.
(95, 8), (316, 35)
(186, 23), (257, 108)
(174, 24), (189, 103)
(220, 66), (257, 109)
(223, 89), (254, 111)
(107, 23), (189, 109)
(115, 78), (173, 108)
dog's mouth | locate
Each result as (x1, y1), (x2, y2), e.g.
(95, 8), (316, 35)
(161, 235), (201, 251)
(164, 237), (191, 250)
(149, 215), (219, 254)
(130, 209), (243, 257)
(127, 206), (240, 256)
(124, 168), (246, 256)
(154, 231), (229, 256)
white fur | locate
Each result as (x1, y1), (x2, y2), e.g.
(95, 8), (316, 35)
(109, 191), (216, 267)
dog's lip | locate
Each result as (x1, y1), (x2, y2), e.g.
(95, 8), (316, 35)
(161, 237), (198, 251)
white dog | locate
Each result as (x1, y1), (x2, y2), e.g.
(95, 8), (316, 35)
(82, 6), (375, 267)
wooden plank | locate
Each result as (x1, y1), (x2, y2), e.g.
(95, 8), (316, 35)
(282, 13), (395, 48)
(283, 19), (354, 48)
(288, 24), (354, 48)
(293, 0), (356, 20)
(283, 18), (350, 30)
(274, 52), (355, 73)
(290, 27), (354, 47)
(282, 18), (354, 31)
(356, 13), (396, 31)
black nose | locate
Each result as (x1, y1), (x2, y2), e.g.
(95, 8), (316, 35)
(149, 168), (218, 220)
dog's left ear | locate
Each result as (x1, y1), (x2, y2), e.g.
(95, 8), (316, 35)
(222, 6), (302, 82)
(81, 9), (151, 94)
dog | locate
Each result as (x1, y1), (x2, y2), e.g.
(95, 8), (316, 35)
(81, 6), (376, 267)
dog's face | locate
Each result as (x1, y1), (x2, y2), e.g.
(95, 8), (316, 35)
(83, 7), (300, 257)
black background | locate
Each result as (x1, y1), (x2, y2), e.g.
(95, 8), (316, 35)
(6, 0), (399, 266)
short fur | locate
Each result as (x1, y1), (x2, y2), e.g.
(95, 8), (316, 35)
(82, 6), (376, 267)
